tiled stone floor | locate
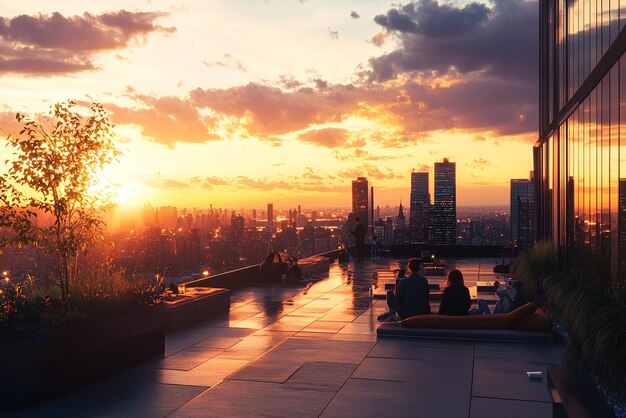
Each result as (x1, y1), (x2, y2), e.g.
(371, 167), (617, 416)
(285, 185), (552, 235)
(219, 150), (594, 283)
(3, 258), (563, 418)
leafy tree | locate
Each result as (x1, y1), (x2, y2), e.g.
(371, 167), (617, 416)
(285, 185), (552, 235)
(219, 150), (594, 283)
(0, 101), (120, 308)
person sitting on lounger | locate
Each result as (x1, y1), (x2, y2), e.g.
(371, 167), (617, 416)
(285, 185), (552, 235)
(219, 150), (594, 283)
(378, 258), (430, 321)
(438, 269), (471, 316)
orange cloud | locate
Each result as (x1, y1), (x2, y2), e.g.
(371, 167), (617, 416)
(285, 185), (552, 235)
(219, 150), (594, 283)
(105, 93), (216, 145)
(0, 10), (174, 76)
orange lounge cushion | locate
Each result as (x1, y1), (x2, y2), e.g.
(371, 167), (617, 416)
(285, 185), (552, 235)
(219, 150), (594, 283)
(401, 302), (549, 331)
(505, 302), (537, 324)
(512, 309), (553, 333)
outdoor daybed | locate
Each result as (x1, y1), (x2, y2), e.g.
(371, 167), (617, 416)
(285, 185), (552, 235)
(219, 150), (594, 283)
(377, 302), (554, 342)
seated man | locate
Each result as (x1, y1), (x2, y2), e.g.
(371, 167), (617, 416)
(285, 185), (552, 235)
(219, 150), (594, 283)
(378, 258), (430, 321)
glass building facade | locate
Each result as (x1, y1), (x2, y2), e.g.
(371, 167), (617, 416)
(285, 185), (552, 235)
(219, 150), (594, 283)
(409, 172), (430, 244)
(536, 0), (626, 291)
(433, 159), (456, 245)
(351, 177), (369, 228)
(511, 178), (536, 248)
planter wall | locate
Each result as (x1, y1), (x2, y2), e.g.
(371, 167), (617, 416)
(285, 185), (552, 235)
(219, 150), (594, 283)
(0, 304), (165, 410)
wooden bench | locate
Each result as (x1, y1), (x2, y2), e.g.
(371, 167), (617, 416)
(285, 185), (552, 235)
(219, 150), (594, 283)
(547, 367), (615, 418)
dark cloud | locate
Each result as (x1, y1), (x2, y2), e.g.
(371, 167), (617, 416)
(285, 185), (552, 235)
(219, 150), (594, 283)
(328, 27), (339, 40)
(0, 11), (174, 76)
(366, 0), (538, 135)
(396, 76), (536, 135)
(190, 82), (366, 136)
(374, 0), (489, 38)
(350, 11), (360, 19)
(370, 0), (538, 84)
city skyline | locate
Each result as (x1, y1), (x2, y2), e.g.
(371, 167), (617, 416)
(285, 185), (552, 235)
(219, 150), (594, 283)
(0, 0), (537, 209)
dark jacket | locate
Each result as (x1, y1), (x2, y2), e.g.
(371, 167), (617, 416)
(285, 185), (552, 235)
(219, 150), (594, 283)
(438, 286), (471, 316)
(395, 273), (430, 318)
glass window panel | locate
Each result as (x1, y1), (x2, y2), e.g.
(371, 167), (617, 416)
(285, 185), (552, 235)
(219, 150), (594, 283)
(591, 0), (598, 67)
(580, 97), (591, 275)
(610, 63), (620, 289)
(601, 75), (611, 285)
(619, 54), (626, 292)
(603, 0), (610, 56)
(610, 0), (620, 46)
(590, 92), (598, 282)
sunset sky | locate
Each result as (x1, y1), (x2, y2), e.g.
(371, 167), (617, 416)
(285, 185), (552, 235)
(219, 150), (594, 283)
(0, 0), (538, 210)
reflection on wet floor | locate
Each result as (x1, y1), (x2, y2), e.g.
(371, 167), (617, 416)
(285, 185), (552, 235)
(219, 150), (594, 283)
(12, 256), (559, 418)
(155, 257), (515, 395)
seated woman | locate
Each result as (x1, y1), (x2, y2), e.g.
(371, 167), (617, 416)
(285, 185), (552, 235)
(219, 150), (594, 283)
(259, 252), (287, 283)
(438, 269), (471, 316)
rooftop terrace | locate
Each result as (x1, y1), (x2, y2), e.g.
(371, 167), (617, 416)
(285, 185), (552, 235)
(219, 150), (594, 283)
(5, 257), (564, 418)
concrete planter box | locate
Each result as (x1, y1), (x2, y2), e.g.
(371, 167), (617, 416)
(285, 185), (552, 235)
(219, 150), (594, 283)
(165, 287), (230, 331)
(0, 304), (165, 410)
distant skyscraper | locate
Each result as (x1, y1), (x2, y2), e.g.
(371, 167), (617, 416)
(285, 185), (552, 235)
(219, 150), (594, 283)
(231, 215), (244, 242)
(433, 159), (456, 245)
(511, 176), (535, 248)
(267, 203), (273, 226)
(396, 202), (406, 229)
(394, 202), (408, 244)
(352, 177), (369, 227)
(409, 172), (430, 244)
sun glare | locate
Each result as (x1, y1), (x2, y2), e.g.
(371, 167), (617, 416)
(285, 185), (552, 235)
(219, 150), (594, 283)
(114, 184), (138, 204)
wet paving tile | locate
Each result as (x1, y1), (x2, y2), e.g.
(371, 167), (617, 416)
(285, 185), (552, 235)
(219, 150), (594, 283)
(301, 321), (349, 333)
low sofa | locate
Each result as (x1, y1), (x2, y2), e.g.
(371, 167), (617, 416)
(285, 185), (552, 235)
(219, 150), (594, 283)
(377, 302), (554, 342)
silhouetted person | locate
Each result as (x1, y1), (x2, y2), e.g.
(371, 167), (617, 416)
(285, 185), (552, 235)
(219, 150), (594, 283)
(371, 235), (382, 258)
(259, 252), (287, 283)
(379, 258), (430, 321)
(438, 269), (471, 316)
(351, 217), (366, 259)
(284, 260), (302, 282)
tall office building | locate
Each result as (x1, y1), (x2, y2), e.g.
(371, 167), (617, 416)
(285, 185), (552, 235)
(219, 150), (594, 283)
(536, 0), (626, 290)
(267, 203), (273, 226)
(409, 172), (430, 244)
(433, 159), (456, 245)
(511, 176), (535, 248)
(352, 177), (369, 227)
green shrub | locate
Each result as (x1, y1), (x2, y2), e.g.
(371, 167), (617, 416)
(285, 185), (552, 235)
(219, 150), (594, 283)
(545, 273), (626, 405)
(511, 240), (556, 299)
(0, 261), (160, 337)
(69, 258), (159, 317)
